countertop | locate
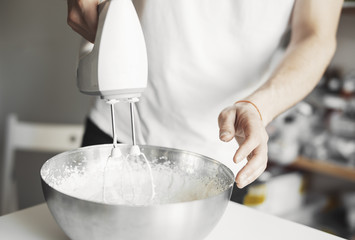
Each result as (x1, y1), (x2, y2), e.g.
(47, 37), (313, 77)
(0, 202), (344, 240)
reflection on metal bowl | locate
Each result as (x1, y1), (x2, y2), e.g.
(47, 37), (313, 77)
(41, 144), (234, 240)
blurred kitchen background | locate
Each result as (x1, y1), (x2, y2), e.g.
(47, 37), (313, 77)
(0, 0), (354, 239)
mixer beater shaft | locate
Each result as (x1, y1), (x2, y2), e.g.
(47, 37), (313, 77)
(130, 101), (137, 146)
(110, 102), (118, 148)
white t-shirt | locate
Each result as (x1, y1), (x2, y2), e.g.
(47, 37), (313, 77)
(90, 0), (295, 175)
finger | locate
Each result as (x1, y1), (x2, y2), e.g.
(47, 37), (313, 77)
(233, 129), (260, 163)
(236, 161), (267, 189)
(68, 7), (90, 33)
(82, 0), (99, 35)
(235, 147), (268, 188)
(67, 1), (98, 42)
(218, 107), (236, 142)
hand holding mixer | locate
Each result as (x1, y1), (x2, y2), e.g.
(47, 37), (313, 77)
(76, 0), (155, 204)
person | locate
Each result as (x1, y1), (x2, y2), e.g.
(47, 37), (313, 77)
(66, 0), (343, 191)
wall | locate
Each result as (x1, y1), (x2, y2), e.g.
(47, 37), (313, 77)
(0, 0), (93, 211)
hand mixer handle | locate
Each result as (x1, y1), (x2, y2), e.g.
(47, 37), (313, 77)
(78, 39), (94, 60)
(77, 0), (148, 100)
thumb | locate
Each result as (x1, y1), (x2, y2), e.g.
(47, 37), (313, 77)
(218, 107), (236, 142)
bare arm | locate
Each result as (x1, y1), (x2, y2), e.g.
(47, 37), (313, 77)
(247, 0), (343, 125)
(219, 0), (343, 188)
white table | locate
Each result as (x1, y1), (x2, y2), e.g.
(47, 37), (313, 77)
(0, 202), (344, 240)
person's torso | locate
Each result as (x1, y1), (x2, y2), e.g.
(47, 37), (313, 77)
(90, 0), (295, 174)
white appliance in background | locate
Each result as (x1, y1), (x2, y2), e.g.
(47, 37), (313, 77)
(243, 171), (305, 216)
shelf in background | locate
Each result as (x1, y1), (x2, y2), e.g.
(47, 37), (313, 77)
(343, 1), (355, 14)
(343, 1), (355, 8)
(290, 156), (355, 182)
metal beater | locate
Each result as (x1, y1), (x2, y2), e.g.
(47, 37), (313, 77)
(76, 0), (155, 204)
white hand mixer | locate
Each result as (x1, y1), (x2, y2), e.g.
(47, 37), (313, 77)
(76, 0), (155, 204)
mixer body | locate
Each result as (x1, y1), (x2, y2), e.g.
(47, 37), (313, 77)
(77, 0), (148, 100)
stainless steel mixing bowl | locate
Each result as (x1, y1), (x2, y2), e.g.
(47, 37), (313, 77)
(41, 144), (234, 240)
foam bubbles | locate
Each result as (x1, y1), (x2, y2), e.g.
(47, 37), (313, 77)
(49, 154), (225, 206)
